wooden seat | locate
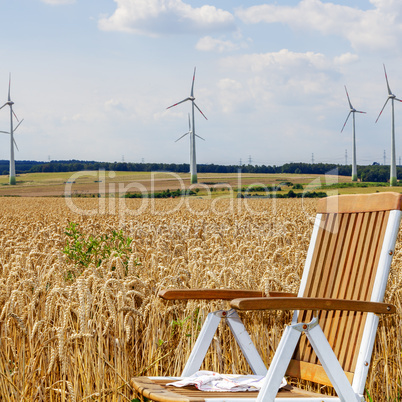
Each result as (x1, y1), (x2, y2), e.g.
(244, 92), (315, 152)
(131, 193), (402, 402)
(131, 377), (336, 401)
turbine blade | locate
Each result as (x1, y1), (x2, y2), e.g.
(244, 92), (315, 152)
(11, 109), (19, 122)
(175, 132), (190, 142)
(188, 113), (191, 131)
(193, 102), (208, 120)
(167, 98), (190, 109)
(0, 130), (9, 134)
(384, 64), (392, 96)
(13, 137), (19, 152)
(8, 73), (11, 102)
(375, 98), (389, 123)
(395, 98), (402, 103)
(195, 134), (205, 141)
(355, 110), (366, 114)
(14, 118), (23, 132)
(191, 67), (196, 98)
(341, 111), (352, 133)
(344, 86), (353, 109)
(0, 103), (7, 111)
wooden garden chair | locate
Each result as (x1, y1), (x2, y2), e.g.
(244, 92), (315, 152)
(131, 192), (402, 401)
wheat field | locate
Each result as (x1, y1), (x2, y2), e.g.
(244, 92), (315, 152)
(0, 197), (401, 401)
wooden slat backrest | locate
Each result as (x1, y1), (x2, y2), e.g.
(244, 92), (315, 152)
(286, 192), (402, 386)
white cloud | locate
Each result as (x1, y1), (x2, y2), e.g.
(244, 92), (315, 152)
(236, 0), (402, 51)
(196, 36), (243, 53)
(334, 52), (359, 65)
(221, 49), (329, 74)
(218, 78), (242, 91)
(104, 98), (127, 113)
(99, 0), (235, 36)
(216, 49), (345, 118)
(216, 78), (247, 114)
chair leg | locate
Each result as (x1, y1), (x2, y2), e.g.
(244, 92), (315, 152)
(257, 324), (302, 402)
(226, 309), (267, 375)
(257, 317), (362, 402)
(181, 310), (222, 377)
(306, 323), (362, 402)
(182, 309), (267, 377)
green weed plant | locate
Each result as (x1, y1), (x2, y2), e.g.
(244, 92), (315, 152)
(63, 222), (135, 278)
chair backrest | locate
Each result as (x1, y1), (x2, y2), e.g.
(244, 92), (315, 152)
(285, 193), (402, 391)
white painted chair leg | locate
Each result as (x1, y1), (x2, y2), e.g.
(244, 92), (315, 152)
(226, 309), (267, 375)
(181, 310), (222, 377)
(306, 321), (361, 402)
(257, 324), (302, 402)
(182, 309), (267, 377)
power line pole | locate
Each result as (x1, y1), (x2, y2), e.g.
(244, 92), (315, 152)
(311, 153), (314, 164)
(248, 155), (252, 165)
(345, 149), (348, 165)
(384, 150), (386, 165)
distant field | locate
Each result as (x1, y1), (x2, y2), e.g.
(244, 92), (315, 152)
(0, 171), (399, 197)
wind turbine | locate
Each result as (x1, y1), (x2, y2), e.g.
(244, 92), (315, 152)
(375, 64), (402, 186)
(167, 67), (207, 184)
(341, 86), (366, 182)
(175, 113), (205, 150)
(0, 74), (23, 185)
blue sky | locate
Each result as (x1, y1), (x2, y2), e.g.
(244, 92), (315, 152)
(1, 0), (402, 166)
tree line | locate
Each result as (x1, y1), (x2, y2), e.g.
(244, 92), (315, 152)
(0, 160), (399, 183)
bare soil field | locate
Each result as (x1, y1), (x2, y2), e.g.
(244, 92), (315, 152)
(0, 171), (351, 197)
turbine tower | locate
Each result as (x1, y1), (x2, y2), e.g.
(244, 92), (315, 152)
(341, 86), (366, 182)
(167, 67), (207, 184)
(0, 74), (22, 185)
(376, 64), (402, 186)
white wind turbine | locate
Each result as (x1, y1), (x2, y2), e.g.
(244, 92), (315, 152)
(0, 74), (23, 185)
(341, 86), (366, 182)
(175, 113), (205, 145)
(376, 64), (402, 186)
(167, 67), (207, 184)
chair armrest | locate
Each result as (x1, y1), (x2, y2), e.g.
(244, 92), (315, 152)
(230, 297), (396, 314)
(158, 289), (264, 300)
(268, 291), (297, 297)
